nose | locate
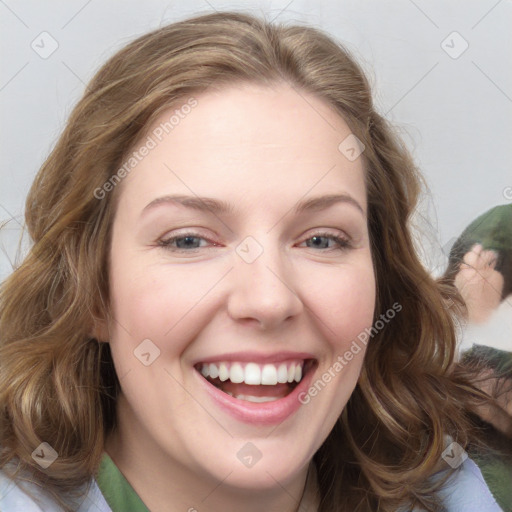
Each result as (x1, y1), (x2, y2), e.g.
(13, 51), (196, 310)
(226, 236), (303, 330)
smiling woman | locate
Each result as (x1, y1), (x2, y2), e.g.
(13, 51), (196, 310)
(0, 10), (503, 512)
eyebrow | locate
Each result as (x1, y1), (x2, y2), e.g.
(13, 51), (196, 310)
(141, 193), (365, 218)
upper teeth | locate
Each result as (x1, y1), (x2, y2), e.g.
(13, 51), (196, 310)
(199, 360), (304, 385)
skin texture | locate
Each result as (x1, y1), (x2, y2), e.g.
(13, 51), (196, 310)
(101, 82), (376, 512)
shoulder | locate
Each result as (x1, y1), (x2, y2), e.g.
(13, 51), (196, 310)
(0, 468), (111, 512)
(433, 456), (504, 512)
(396, 456), (504, 512)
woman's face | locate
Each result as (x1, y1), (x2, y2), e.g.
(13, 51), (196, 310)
(104, 82), (376, 491)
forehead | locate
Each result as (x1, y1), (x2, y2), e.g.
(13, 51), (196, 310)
(115, 82), (367, 216)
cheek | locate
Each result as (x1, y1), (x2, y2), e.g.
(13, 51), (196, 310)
(304, 259), (376, 347)
(107, 257), (213, 353)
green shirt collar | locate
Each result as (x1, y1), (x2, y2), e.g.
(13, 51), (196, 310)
(95, 452), (149, 512)
(95, 452), (320, 512)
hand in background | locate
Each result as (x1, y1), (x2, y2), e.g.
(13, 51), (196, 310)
(454, 243), (504, 324)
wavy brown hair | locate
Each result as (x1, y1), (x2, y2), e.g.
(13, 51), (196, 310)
(0, 11), (488, 512)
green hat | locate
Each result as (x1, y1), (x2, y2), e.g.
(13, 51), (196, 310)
(457, 204), (512, 253)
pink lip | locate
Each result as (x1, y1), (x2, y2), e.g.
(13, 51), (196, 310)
(193, 351), (315, 365)
(194, 359), (318, 425)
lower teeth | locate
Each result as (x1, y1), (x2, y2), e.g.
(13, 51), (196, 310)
(225, 392), (280, 403)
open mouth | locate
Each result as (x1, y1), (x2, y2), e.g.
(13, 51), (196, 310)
(194, 359), (316, 403)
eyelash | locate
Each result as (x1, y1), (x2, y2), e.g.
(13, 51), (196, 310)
(157, 231), (352, 252)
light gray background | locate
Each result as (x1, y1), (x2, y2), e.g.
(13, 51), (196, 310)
(1, 0), (511, 280)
